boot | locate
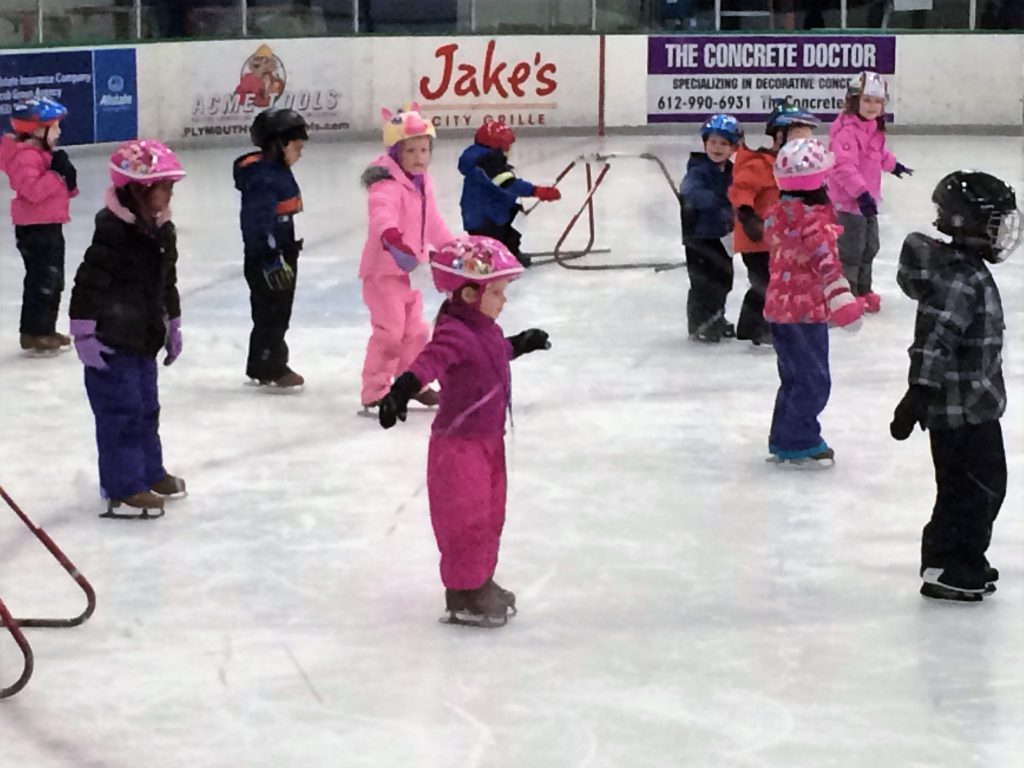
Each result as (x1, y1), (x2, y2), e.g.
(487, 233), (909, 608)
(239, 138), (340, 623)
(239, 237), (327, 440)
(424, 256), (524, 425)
(49, 332), (72, 350)
(19, 333), (62, 356)
(412, 387), (440, 407)
(101, 490), (166, 520)
(251, 368), (304, 393)
(151, 473), (187, 499)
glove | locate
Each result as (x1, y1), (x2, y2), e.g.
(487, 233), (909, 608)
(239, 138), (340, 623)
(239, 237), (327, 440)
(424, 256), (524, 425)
(825, 279), (864, 331)
(737, 205), (764, 243)
(69, 318), (113, 370)
(890, 385), (934, 440)
(261, 253), (295, 292)
(164, 316), (182, 367)
(856, 192), (878, 218)
(379, 372), (423, 430)
(507, 329), (551, 359)
(533, 186), (561, 202)
(892, 163), (914, 179)
(381, 228), (418, 272)
(50, 149), (77, 191)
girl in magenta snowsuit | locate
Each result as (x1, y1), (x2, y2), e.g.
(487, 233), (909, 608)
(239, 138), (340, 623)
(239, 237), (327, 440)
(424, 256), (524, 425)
(377, 236), (550, 628)
(0, 97), (77, 355)
(827, 71), (912, 313)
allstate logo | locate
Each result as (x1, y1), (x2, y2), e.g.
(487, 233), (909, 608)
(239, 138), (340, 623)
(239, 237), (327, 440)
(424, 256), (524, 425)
(107, 75), (125, 93)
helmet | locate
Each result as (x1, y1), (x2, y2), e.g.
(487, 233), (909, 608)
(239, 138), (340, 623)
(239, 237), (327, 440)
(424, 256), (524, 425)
(765, 98), (820, 137)
(475, 121), (515, 152)
(251, 108), (308, 150)
(932, 170), (1022, 262)
(430, 236), (524, 295)
(10, 97), (68, 134)
(846, 72), (889, 102)
(109, 140), (186, 188)
(774, 138), (834, 191)
(381, 103), (436, 148)
(700, 114), (743, 145)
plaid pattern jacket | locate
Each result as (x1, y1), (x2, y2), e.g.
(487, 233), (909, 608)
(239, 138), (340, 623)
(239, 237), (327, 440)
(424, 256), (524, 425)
(897, 233), (1006, 430)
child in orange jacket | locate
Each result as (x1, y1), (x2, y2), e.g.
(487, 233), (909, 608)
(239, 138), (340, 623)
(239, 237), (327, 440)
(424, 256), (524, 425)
(728, 98), (819, 346)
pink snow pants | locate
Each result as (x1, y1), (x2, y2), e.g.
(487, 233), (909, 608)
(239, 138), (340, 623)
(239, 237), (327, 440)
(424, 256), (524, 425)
(427, 435), (507, 590)
(360, 276), (429, 405)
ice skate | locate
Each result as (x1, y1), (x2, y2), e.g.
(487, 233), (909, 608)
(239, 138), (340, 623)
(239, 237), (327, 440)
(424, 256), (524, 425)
(100, 490), (166, 520)
(151, 474), (187, 499)
(488, 578), (517, 615)
(920, 567), (987, 603)
(767, 446), (836, 469)
(19, 333), (62, 357)
(49, 332), (72, 350)
(246, 368), (304, 394)
(440, 582), (509, 628)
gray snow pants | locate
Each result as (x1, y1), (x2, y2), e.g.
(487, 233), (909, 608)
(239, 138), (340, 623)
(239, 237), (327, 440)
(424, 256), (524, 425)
(836, 212), (879, 296)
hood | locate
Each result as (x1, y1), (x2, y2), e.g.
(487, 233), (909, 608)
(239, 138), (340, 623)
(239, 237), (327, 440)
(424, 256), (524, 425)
(361, 153), (414, 191)
(232, 151), (265, 191)
(458, 143), (497, 176)
(832, 111), (879, 138)
(1, 133), (35, 172)
(734, 143), (775, 167)
(897, 232), (966, 301)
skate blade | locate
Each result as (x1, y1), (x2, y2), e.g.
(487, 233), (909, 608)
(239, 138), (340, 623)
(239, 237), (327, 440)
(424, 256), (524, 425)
(100, 505), (166, 520)
(439, 610), (508, 629)
(244, 379), (304, 394)
(766, 455), (835, 469)
(920, 582), (985, 602)
(20, 348), (62, 359)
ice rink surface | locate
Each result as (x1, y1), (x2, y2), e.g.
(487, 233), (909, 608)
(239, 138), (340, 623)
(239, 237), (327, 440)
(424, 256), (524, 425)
(1, 131), (1022, 767)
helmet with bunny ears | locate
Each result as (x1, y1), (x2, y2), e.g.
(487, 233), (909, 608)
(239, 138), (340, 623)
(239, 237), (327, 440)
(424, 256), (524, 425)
(381, 103), (436, 148)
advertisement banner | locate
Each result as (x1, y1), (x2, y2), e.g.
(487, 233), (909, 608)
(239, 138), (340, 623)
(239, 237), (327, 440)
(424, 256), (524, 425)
(166, 40), (351, 140)
(0, 48), (137, 145)
(647, 36), (896, 124)
(412, 37), (599, 130)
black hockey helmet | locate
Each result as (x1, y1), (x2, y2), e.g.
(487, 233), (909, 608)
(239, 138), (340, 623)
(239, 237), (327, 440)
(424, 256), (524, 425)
(933, 170), (1022, 262)
(765, 97), (819, 138)
(250, 107), (309, 150)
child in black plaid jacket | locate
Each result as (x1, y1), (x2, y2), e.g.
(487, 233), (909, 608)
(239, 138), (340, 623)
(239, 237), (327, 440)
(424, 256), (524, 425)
(890, 170), (1019, 602)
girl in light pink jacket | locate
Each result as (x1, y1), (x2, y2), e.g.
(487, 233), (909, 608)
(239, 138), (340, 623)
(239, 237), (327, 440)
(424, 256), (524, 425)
(359, 104), (454, 410)
(0, 97), (78, 355)
(827, 72), (912, 313)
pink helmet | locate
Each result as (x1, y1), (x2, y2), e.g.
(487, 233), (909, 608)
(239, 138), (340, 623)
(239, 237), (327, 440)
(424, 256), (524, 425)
(430, 236), (524, 295)
(774, 138), (834, 191)
(109, 140), (186, 188)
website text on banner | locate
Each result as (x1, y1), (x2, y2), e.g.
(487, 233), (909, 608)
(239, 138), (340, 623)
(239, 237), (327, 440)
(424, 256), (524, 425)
(0, 49), (137, 145)
(647, 37), (896, 124)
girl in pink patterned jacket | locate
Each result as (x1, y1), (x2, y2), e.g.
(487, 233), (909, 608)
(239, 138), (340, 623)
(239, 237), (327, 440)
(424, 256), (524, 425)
(359, 104), (455, 410)
(827, 72), (912, 312)
(764, 139), (862, 468)
(0, 97), (78, 356)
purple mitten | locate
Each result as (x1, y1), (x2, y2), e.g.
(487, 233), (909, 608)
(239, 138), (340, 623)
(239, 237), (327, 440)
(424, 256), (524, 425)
(70, 318), (113, 370)
(164, 316), (182, 366)
(381, 228), (418, 272)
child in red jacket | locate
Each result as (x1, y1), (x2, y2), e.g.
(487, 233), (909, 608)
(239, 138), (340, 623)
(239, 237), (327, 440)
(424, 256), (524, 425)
(0, 97), (77, 355)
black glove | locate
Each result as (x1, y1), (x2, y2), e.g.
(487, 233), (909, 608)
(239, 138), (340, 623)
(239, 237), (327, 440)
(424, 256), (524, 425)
(379, 372), (423, 429)
(856, 192), (878, 218)
(50, 149), (77, 191)
(737, 205), (764, 243)
(507, 329), (551, 359)
(892, 163), (914, 179)
(890, 385), (934, 440)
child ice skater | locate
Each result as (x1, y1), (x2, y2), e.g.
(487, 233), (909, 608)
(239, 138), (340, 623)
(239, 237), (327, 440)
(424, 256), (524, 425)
(828, 71), (912, 312)
(69, 141), (187, 518)
(377, 236), (550, 628)
(679, 113), (741, 342)
(457, 120), (561, 268)
(360, 103), (455, 411)
(729, 98), (820, 346)
(0, 97), (77, 355)
(763, 139), (862, 468)
(890, 170), (1018, 601)
(234, 107), (308, 391)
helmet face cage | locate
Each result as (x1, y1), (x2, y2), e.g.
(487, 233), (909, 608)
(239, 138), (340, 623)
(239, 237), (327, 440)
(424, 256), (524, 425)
(990, 208), (1023, 261)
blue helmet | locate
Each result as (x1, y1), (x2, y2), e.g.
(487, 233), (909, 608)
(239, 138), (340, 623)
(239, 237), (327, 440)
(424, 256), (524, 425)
(765, 98), (820, 136)
(700, 114), (743, 145)
(10, 97), (68, 133)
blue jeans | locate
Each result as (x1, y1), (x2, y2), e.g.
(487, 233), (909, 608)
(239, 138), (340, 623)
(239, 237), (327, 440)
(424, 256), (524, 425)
(768, 322), (831, 458)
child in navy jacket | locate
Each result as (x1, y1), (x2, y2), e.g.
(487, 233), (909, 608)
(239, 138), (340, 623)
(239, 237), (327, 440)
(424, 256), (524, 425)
(458, 121), (560, 268)
(680, 114), (742, 342)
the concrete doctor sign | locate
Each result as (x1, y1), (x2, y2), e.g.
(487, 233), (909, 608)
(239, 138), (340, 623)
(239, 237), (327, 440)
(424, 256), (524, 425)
(647, 36), (896, 124)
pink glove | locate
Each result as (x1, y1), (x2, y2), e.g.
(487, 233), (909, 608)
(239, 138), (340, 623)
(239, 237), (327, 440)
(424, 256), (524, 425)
(825, 280), (864, 331)
(70, 318), (113, 370)
(164, 316), (182, 366)
(381, 228), (418, 272)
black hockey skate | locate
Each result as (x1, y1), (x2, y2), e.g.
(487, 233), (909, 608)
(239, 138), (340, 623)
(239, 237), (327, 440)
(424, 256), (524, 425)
(920, 567), (987, 603)
(441, 582), (510, 628)
(100, 491), (166, 520)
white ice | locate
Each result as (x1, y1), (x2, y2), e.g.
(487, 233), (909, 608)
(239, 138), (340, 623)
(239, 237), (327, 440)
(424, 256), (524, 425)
(0, 132), (1022, 768)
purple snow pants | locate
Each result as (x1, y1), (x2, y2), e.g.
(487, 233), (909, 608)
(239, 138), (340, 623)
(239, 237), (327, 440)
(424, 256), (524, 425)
(84, 352), (165, 501)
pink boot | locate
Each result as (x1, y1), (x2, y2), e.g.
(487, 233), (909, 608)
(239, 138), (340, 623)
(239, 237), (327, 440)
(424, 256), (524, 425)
(863, 292), (881, 313)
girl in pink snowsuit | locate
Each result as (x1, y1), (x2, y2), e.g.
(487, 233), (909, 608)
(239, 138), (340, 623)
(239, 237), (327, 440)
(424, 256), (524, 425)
(827, 71), (912, 312)
(359, 103), (454, 409)
(377, 236), (550, 628)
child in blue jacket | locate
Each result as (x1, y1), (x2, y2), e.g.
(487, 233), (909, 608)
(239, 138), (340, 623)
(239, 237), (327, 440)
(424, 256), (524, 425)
(458, 121), (560, 268)
(680, 114), (742, 342)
